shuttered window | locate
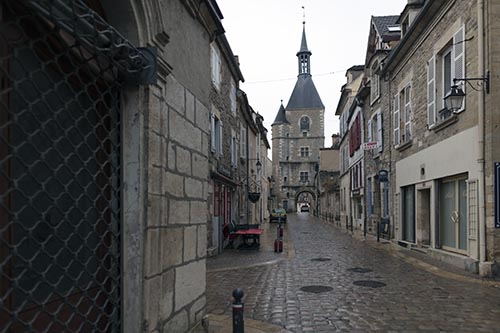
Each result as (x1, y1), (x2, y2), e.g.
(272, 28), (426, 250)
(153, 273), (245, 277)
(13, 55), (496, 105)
(393, 95), (400, 146)
(427, 55), (436, 127)
(453, 26), (465, 112)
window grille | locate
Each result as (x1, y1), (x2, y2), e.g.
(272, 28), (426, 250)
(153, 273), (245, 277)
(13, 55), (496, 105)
(467, 179), (478, 240)
(1, 1), (122, 331)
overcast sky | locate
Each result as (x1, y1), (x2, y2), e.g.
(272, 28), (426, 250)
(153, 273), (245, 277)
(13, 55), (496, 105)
(216, 0), (407, 148)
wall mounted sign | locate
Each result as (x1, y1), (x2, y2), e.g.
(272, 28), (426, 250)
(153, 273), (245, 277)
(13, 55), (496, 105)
(495, 163), (500, 228)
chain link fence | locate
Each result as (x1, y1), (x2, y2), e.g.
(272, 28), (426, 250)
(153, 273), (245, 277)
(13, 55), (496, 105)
(1, 0), (122, 331)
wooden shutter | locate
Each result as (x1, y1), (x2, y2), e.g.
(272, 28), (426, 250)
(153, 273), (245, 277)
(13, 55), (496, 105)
(377, 113), (383, 153)
(210, 113), (216, 153)
(218, 120), (223, 157)
(453, 26), (466, 112)
(393, 95), (400, 146)
(367, 119), (372, 142)
(427, 56), (436, 127)
(404, 85), (412, 141)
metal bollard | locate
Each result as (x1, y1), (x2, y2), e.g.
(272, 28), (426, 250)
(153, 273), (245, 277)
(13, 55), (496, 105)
(232, 288), (244, 333)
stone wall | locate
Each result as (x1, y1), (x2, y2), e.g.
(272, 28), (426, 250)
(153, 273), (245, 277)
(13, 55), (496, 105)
(142, 75), (209, 332)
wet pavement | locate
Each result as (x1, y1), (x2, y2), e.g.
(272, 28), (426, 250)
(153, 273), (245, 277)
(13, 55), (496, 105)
(206, 213), (500, 332)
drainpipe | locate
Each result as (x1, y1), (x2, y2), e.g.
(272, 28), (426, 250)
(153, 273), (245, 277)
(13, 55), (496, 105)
(478, 0), (486, 264)
(246, 124), (250, 225)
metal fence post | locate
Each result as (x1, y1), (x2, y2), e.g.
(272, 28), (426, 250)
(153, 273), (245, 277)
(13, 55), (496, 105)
(232, 288), (244, 333)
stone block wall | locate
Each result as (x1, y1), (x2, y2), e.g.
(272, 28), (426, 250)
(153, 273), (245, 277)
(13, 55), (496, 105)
(485, 0), (500, 263)
(143, 74), (209, 332)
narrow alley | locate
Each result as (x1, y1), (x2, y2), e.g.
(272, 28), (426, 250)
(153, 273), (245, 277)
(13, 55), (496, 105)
(207, 214), (500, 332)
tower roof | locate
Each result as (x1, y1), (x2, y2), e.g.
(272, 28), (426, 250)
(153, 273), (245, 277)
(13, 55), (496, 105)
(286, 73), (324, 110)
(272, 101), (290, 125)
(287, 22), (323, 110)
(298, 24), (311, 55)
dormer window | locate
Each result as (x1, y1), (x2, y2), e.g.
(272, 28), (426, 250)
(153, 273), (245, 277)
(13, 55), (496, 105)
(387, 25), (401, 32)
(401, 16), (409, 38)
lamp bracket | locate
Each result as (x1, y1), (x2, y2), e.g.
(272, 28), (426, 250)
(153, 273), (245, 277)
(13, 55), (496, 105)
(453, 70), (490, 94)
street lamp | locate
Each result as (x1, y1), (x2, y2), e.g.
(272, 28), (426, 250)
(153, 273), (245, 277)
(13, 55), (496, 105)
(248, 159), (261, 203)
(444, 85), (466, 112)
(445, 72), (490, 112)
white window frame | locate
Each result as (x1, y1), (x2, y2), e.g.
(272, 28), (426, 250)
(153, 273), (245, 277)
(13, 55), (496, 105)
(300, 146), (309, 157)
(393, 94), (400, 146)
(376, 111), (383, 153)
(427, 55), (436, 127)
(240, 126), (247, 158)
(369, 110), (383, 153)
(428, 25), (466, 123)
(441, 46), (453, 103)
(210, 112), (216, 153)
(403, 84), (412, 143)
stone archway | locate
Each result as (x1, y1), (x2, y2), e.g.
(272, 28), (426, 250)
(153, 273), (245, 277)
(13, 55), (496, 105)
(295, 189), (317, 213)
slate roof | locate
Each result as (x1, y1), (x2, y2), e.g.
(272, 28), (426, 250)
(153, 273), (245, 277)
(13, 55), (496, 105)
(298, 25), (311, 54)
(272, 102), (290, 125)
(372, 15), (400, 41)
(286, 75), (324, 111)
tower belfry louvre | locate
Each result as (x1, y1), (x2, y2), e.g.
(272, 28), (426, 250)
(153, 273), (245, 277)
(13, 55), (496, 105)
(271, 22), (325, 212)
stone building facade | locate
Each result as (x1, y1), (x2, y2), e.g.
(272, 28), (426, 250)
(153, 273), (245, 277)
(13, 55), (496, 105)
(272, 24), (325, 213)
(207, 32), (244, 255)
(382, 0), (500, 276)
(362, 16), (401, 236)
(336, 66), (364, 230)
(318, 142), (341, 222)
(0, 0), (237, 332)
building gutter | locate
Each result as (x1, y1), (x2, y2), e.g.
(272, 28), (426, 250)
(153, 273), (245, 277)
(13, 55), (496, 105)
(477, 0), (486, 265)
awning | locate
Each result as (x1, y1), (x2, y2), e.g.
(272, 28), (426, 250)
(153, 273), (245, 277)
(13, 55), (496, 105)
(211, 171), (240, 187)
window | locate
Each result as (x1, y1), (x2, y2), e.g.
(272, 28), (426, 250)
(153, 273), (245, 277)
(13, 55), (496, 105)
(402, 185), (416, 243)
(349, 113), (362, 156)
(368, 111), (383, 153)
(427, 26), (465, 127)
(350, 161), (363, 191)
(393, 84), (411, 146)
(370, 60), (380, 103)
(300, 171), (309, 183)
(231, 130), (237, 168)
(300, 147), (309, 157)
(300, 116), (310, 131)
(211, 44), (221, 89)
(210, 112), (223, 157)
(240, 126), (247, 158)
(230, 80), (237, 114)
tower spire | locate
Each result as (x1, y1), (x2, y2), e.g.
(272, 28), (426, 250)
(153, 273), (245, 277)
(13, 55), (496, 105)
(297, 12), (312, 76)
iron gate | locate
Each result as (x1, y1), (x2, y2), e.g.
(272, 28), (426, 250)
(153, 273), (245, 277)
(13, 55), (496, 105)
(0, 1), (125, 331)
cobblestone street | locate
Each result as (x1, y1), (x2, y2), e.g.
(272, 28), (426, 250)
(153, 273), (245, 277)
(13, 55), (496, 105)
(207, 213), (500, 332)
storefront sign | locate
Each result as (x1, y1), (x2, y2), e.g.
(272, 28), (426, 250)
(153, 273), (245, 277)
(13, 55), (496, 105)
(495, 163), (500, 228)
(362, 141), (378, 150)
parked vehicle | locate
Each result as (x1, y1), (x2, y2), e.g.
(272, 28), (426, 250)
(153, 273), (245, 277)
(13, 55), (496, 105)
(270, 208), (287, 223)
(300, 204), (310, 212)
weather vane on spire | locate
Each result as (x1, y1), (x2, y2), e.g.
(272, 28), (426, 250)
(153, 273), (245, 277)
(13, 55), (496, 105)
(302, 6), (306, 25)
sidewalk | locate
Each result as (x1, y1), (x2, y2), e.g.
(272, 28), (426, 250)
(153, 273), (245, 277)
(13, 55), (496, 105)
(328, 218), (500, 288)
(202, 220), (293, 333)
(207, 220), (294, 273)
